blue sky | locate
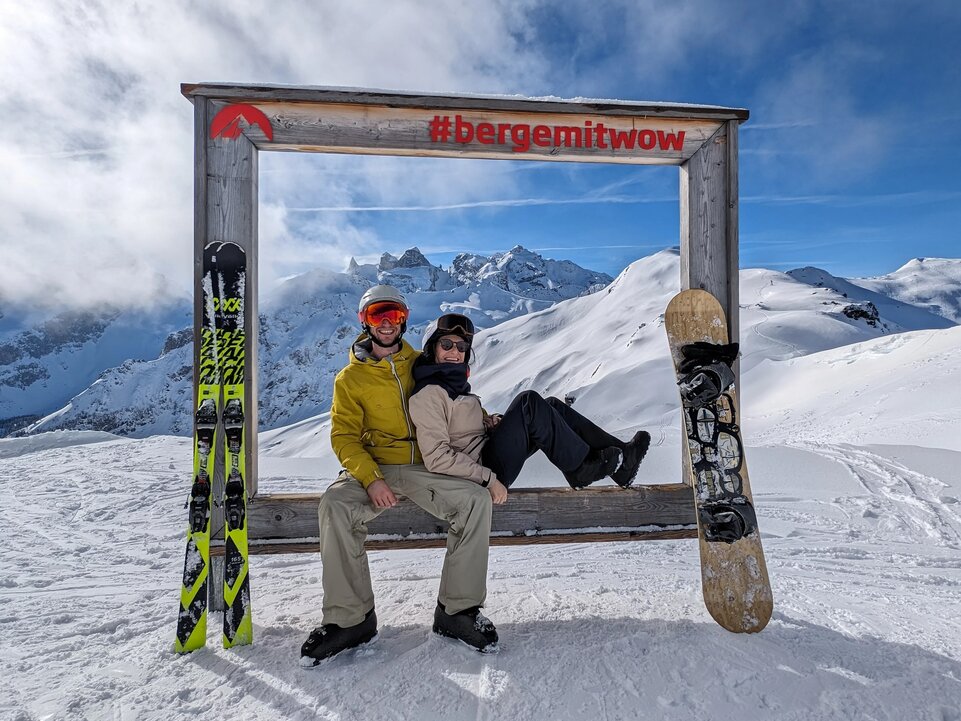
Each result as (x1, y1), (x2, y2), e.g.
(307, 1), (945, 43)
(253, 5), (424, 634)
(2, 1), (959, 311)
(261, 1), (961, 282)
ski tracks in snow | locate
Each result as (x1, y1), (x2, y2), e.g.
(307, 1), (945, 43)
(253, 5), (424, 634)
(801, 441), (961, 548)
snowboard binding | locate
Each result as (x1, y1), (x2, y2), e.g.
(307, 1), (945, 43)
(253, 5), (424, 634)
(698, 499), (758, 543)
(678, 342), (739, 407)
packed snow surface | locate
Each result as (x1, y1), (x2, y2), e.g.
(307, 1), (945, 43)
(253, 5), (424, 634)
(3, 252), (961, 720)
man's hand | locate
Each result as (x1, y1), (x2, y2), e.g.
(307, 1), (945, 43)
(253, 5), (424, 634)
(483, 413), (502, 431)
(366, 478), (398, 508)
(488, 478), (508, 505)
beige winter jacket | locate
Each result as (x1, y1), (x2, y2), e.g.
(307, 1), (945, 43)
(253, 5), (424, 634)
(408, 384), (499, 486)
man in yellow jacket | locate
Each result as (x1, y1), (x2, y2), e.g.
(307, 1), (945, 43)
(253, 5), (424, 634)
(301, 285), (497, 665)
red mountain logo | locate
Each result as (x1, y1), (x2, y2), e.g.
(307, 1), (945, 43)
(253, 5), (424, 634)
(209, 104), (274, 141)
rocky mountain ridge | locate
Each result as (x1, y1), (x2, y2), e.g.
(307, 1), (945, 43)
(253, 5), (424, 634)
(9, 246), (612, 436)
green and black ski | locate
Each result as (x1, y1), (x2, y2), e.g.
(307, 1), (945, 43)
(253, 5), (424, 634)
(175, 242), (221, 653)
(214, 241), (253, 648)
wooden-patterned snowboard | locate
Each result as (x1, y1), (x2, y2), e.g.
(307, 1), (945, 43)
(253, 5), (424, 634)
(665, 289), (773, 633)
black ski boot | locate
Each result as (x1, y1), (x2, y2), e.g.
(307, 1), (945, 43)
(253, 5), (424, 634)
(300, 608), (377, 666)
(432, 602), (499, 653)
(611, 431), (651, 488)
(564, 446), (620, 489)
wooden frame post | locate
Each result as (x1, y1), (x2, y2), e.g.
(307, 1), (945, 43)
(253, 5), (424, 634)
(192, 98), (260, 610)
(679, 119), (739, 335)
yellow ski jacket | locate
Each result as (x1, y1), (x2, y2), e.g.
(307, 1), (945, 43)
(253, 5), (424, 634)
(330, 334), (422, 487)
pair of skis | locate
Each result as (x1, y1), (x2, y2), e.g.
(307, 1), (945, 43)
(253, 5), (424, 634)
(175, 241), (252, 653)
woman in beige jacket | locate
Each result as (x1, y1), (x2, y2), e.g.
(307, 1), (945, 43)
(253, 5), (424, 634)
(408, 314), (650, 504)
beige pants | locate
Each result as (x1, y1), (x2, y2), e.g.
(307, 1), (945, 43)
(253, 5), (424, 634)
(318, 464), (492, 627)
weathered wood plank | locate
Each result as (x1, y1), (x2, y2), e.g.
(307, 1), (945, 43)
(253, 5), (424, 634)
(208, 485), (697, 553)
(679, 123), (734, 310)
(182, 83), (749, 122)
(203, 98), (719, 165)
(725, 119), (741, 348)
(193, 99), (260, 610)
(210, 527), (699, 556)
(207, 556), (225, 610)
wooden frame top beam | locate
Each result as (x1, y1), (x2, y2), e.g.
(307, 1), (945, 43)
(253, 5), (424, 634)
(181, 83), (749, 122)
(183, 84), (735, 164)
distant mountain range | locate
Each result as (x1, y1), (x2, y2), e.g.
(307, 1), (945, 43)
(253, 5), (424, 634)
(1, 246), (611, 437)
(4, 247), (959, 440)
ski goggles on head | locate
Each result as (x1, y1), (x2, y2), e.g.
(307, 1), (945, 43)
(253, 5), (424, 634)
(362, 301), (409, 326)
(436, 313), (474, 338)
(437, 337), (470, 353)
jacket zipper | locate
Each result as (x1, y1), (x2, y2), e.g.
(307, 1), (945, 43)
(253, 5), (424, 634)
(388, 355), (416, 464)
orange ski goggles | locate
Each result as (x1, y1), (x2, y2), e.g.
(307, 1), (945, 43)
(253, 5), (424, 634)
(362, 301), (409, 326)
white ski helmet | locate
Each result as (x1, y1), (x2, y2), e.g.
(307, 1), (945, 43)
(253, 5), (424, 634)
(358, 284), (407, 315)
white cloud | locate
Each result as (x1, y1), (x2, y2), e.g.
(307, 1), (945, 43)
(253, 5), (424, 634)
(0, 1), (547, 312)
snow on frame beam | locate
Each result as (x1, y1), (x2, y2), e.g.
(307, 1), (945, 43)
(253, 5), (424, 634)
(182, 83), (747, 165)
(207, 485), (697, 555)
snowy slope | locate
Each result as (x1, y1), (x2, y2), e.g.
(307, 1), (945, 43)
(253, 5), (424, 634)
(2, 325), (961, 718)
(0, 305), (190, 435)
(0, 252), (961, 721)
(851, 257), (961, 323)
(4, 252), (961, 720)
(746, 324), (961, 450)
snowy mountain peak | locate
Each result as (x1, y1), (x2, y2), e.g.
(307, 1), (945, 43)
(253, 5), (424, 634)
(895, 257), (952, 272)
(451, 244), (613, 299)
(0, 305), (190, 435)
(850, 257), (961, 324)
(788, 266), (838, 287)
(379, 247), (432, 271)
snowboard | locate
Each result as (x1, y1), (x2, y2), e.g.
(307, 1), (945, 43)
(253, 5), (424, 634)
(665, 289), (773, 633)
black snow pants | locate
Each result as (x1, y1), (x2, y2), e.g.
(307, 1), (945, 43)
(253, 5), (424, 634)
(480, 390), (624, 488)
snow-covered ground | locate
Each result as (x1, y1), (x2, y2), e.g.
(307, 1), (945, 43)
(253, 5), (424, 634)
(3, 429), (960, 720)
(3, 257), (961, 720)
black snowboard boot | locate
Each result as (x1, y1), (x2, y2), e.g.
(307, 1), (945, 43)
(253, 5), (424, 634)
(564, 446), (621, 489)
(432, 602), (499, 653)
(611, 431), (651, 488)
(300, 608), (377, 666)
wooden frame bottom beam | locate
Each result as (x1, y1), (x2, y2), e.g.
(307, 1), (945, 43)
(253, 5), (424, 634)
(210, 484), (697, 554)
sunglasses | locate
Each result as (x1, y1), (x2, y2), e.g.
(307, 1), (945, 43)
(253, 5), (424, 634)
(363, 301), (409, 326)
(438, 338), (470, 353)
